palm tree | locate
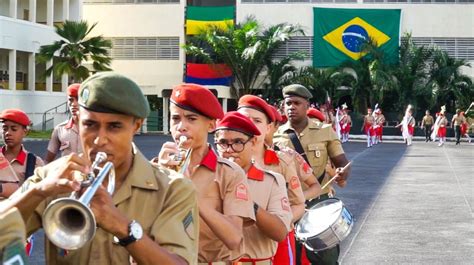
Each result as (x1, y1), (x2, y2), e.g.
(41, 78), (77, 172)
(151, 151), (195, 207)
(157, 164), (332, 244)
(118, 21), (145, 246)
(428, 49), (473, 112)
(392, 33), (433, 113)
(183, 17), (304, 98)
(38, 20), (112, 82)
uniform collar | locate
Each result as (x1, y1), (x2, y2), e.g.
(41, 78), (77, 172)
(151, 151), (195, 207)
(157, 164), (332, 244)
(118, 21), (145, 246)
(65, 118), (75, 129)
(1, 145), (27, 165)
(280, 117), (319, 134)
(264, 147), (279, 166)
(112, 143), (159, 205)
(247, 164), (264, 181)
(199, 146), (217, 172)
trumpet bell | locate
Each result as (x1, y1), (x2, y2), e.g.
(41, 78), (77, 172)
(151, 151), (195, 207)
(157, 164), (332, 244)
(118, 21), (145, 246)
(43, 197), (96, 250)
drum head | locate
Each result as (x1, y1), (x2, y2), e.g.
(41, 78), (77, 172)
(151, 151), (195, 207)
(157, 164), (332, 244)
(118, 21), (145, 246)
(296, 198), (343, 239)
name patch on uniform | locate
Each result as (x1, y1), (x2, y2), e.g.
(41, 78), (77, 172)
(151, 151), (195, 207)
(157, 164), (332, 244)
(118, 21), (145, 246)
(290, 176), (300, 189)
(281, 197), (290, 212)
(182, 211), (195, 240)
(2, 240), (28, 265)
(235, 183), (248, 201)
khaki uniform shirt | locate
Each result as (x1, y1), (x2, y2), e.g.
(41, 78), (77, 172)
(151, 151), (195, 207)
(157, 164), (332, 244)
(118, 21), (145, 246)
(274, 119), (345, 196)
(1, 145), (44, 184)
(273, 146), (314, 191)
(238, 165), (292, 259)
(15, 146), (199, 265)
(0, 208), (28, 264)
(47, 119), (82, 157)
(190, 147), (255, 262)
(422, 115), (434, 126)
(261, 148), (305, 209)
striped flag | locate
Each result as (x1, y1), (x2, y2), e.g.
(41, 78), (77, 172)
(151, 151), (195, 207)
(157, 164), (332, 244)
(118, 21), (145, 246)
(186, 6), (234, 35)
(185, 63), (232, 86)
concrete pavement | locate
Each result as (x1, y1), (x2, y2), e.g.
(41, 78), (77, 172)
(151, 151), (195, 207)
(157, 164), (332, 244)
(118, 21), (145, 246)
(21, 136), (474, 264)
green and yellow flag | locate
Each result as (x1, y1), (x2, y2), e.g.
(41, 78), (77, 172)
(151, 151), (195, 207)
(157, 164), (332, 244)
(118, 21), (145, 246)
(186, 6), (235, 35)
(313, 8), (401, 67)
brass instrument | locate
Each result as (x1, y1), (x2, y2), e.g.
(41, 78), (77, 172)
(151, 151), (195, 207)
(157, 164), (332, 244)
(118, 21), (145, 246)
(42, 152), (115, 250)
(170, 135), (192, 174)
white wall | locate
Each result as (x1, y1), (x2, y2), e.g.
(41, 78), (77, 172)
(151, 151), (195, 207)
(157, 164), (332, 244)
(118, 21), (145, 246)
(237, 4), (474, 38)
(109, 60), (184, 97)
(83, 4), (185, 37)
(0, 16), (58, 53)
(0, 90), (67, 126)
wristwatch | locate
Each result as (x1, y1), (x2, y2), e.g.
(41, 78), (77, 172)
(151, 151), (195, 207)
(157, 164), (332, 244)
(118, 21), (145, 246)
(114, 220), (143, 247)
(253, 202), (259, 215)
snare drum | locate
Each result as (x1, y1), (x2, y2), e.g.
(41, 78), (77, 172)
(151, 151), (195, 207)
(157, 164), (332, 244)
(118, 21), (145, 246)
(295, 198), (354, 252)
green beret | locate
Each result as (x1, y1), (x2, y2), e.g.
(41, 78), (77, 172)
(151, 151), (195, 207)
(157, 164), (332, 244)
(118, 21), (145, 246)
(282, 84), (312, 100)
(78, 72), (150, 118)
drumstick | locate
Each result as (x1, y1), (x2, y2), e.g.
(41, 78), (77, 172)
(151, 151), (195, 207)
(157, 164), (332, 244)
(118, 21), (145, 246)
(321, 161), (351, 190)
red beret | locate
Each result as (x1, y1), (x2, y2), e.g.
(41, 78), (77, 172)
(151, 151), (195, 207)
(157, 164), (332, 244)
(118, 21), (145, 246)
(307, 108), (325, 122)
(216, 111), (261, 136)
(171, 83), (224, 119)
(238, 95), (275, 123)
(0, 109), (30, 126)
(281, 115), (288, 124)
(270, 105), (283, 123)
(67, 83), (80, 97)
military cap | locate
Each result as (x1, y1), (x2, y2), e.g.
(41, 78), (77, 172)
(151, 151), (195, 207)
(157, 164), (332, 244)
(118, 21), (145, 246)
(0, 109), (30, 126)
(270, 105), (283, 123)
(237, 95), (275, 123)
(215, 111), (261, 136)
(171, 83), (224, 120)
(282, 84), (312, 100)
(307, 108), (325, 122)
(78, 72), (150, 118)
(67, 83), (80, 98)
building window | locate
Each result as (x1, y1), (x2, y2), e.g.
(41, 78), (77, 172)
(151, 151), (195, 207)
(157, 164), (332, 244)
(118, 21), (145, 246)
(273, 36), (313, 60)
(84, 0), (180, 4)
(108, 37), (180, 60)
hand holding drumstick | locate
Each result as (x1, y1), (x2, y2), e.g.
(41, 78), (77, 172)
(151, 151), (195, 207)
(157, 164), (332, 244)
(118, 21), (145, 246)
(322, 161), (352, 189)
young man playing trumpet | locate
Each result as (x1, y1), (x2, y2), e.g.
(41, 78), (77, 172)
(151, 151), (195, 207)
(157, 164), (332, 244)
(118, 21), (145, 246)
(156, 84), (255, 264)
(12, 72), (199, 265)
(214, 112), (292, 264)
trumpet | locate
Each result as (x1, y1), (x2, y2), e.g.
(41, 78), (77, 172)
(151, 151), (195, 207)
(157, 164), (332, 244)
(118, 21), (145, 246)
(42, 152), (115, 250)
(170, 135), (192, 174)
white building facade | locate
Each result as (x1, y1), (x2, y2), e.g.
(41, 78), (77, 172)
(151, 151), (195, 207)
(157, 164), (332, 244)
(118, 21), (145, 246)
(0, 0), (82, 128)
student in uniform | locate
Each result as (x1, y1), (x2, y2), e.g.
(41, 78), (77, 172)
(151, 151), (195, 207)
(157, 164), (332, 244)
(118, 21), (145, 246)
(45, 83), (83, 163)
(273, 84), (351, 265)
(12, 72), (199, 265)
(156, 83), (255, 264)
(237, 95), (306, 265)
(0, 109), (44, 198)
(214, 112), (292, 265)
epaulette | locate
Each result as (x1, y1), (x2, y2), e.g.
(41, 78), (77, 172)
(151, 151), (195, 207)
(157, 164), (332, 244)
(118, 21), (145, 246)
(262, 168), (286, 187)
(217, 156), (241, 171)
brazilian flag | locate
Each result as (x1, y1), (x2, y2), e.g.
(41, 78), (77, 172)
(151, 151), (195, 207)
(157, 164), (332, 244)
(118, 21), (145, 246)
(313, 8), (401, 67)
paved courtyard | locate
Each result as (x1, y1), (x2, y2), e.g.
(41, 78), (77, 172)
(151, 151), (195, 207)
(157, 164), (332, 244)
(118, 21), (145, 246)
(23, 136), (473, 264)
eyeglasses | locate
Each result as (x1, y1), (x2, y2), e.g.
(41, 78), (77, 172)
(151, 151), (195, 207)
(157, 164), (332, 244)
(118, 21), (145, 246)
(214, 138), (252, 153)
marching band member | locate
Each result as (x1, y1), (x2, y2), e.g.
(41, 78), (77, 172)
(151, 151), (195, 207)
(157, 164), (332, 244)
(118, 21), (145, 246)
(214, 112), (292, 265)
(11, 72), (199, 265)
(338, 104), (352, 143)
(1, 109), (44, 199)
(362, 108), (375, 148)
(436, 106), (448, 146)
(237, 95), (306, 265)
(273, 84), (351, 265)
(156, 84), (255, 264)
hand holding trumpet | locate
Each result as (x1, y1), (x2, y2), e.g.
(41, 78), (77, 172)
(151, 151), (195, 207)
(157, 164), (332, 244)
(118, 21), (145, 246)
(156, 136), (191, 173)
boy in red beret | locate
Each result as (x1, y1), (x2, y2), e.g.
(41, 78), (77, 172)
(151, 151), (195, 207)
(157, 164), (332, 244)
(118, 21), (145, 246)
(45, 83), (82, 163)
(214, 111), (292, 264)
(238, 95), (306, 265)
(0, 109), (44, 198)
(155, 83), (255, 263)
